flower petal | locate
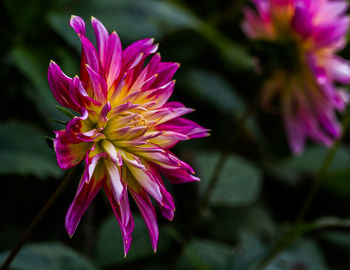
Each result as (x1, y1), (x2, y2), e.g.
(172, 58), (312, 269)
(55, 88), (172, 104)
(86, 64), (108, 103)
(65, 160), (105, 236)
(91, 16), (109, 70)
(53, 130), (91, 169)
(70, 15), (86, 35)
(106, 32), (122, 88)
(103, 179), (134, 256)
(48, 61), (78, 111)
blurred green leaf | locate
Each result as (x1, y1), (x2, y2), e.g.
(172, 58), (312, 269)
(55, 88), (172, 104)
(197, 151), (262, 207)
(268, 145), (350, 195)
(0, 121), (62, 179)
(10, 47), (60, 120)
(55, 105), (75, 119)
(180, 68), (245, 114)
(48, 13), (82, 52)
(177, 239), (236, 270)
(322, 231), (350, 252)
(96, 214), (171, 267)
(48, 0), (252, 70)
(0, 242), (97, 270)
(264, 239), (329, 270)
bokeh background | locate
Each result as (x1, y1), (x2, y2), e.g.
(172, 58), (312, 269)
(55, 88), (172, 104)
(1, 0), (350, 269)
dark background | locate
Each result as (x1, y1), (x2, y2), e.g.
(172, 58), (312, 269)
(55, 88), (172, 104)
(1, 0), (350, 269)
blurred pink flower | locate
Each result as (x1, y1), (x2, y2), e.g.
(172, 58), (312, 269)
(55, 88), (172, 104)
(242, 0), (350, 154)
(48, 15), (208, 255)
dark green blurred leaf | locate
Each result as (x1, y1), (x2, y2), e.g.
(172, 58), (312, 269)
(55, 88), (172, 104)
(307, 216), (350, 231)
(264, 239), (329, 270)
(181, 68), (245, 114)
(10, 47), (60, 120)
(177, 239), (236, 270)
(96, 214), (171, 267)
(197, 151), (262, 207)
(267, 145), (350, 194)
(55, 105), (75, 119)
(0, 242), (97, 270)
(48, 0), (252, 70)
(322, 231), (350, 252)
(0, 121), (62, 179)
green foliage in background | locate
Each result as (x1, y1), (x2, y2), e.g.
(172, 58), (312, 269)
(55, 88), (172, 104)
(1, 0), (350, 269)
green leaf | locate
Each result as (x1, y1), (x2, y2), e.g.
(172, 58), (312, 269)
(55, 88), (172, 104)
(322, 231), (350, 252)
(0, 242), (97, 270)
(177, 239), (236, 270)
(48, 0), (252, 70)
(0, 121), (62, 179)
(55, 105), (76, 119)
(264, 239), (329, 270)
(269, 145), (350, 195)
(180, 68), (245, 114)
(197, 151), (262, 207)
(10, 47), (61, 120)
(96, 214), (171, 267)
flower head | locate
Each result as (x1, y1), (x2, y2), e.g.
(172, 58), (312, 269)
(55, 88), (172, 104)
(48, 15), (208, 255)
(242, 0), (350, 154)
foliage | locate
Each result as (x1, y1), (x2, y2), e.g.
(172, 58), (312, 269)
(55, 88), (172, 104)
(1, 0), (350, 269)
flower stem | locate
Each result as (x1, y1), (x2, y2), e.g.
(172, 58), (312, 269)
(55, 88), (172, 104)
(196, 102), (256, 224)
(255, 113), (350, 270)
(0, 167), (78, 270)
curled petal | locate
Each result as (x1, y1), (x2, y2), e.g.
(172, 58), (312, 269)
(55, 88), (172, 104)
(70, 15), (86, 35)
(70, 76), (101, 111)
(48, 61), (78, 111)
(53, 130), (91, 169)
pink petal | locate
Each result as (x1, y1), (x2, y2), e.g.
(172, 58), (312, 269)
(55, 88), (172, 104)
(103, 181), (134, 256)
(129, 187), (158, 252)
(53, 130), (91, 169)
(70, 15), (86, 35)
(79, 34), (103, 76)
(86, 64), (108, 103)
(65, 161), (105, 236)
(155, 117), (209, 139)
(105, 32), (122, 88)
(48, 61), (78, 111)
(91, 16), (109, 70)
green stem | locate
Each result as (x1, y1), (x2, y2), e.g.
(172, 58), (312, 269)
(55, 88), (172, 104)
(0, 167), (78, 270)
(195, 102), (256, 225)
(255, 114), (350, 270)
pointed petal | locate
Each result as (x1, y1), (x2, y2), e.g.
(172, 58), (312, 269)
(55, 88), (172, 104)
(86, 64), (108, 102)
(105, 32), (122, 88)
(103, 181), (134, 256)
(79, 34), (103, 76)
(129, 188), (158, 252)
(155, 117), (209, 140)
(65, 161), (105, 236)
(91, 16), (109, 69)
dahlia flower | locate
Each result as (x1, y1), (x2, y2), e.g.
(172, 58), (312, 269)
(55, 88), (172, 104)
(48, 15), (208, 255)
(242, 0), (350, 154)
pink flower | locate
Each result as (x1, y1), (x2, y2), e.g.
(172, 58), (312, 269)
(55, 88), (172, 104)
(242, 0), (350, 154)
(48, 15), (208, 255)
